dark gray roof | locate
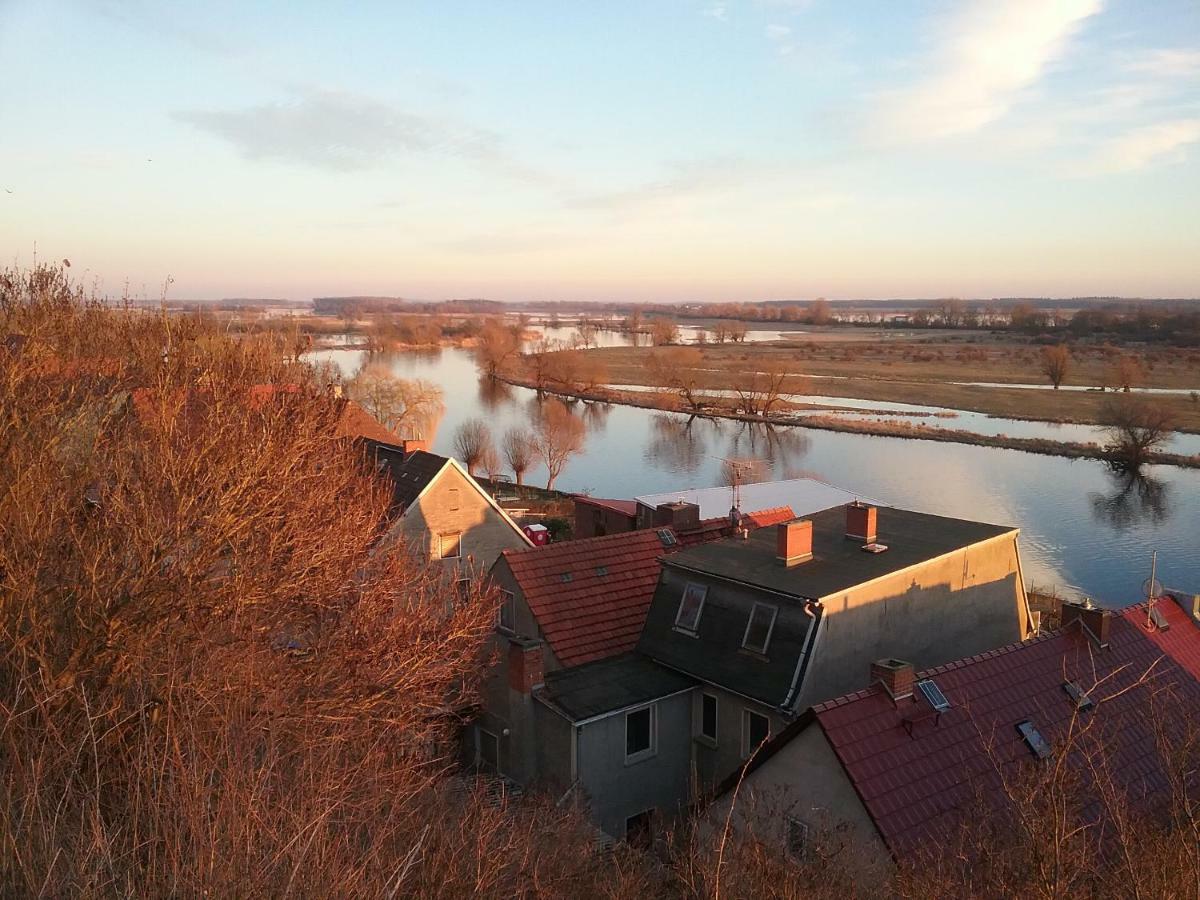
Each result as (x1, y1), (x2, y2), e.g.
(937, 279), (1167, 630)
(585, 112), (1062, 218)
(664, 504), (1015, 600)
(369, 446), (449, 509)
(537, 653), (695, 722)
(637, 568), (816, 707)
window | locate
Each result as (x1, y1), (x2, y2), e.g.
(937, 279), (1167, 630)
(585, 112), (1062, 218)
(743, 709), (771, 757)
(455, 577), (472, 604)
(700, 693), (718, 743)
(438, 532), (462, 559)
(1016, 719), (1052, 759)
(918, 679), (952, 711)
(742, 602), (778, 654)
(448, 487), (460, 511)
(674, 583), (708, 634)
(625, 809), (655, 849)
(656, 528), (677, 547)
(785, 816), (810, 859)
(476, 727), (499, 774)
(625, 705), (657, 763)
(496, 589), (515, 632)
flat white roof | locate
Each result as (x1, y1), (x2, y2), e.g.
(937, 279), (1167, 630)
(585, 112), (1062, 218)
(635, 477), (882, 522)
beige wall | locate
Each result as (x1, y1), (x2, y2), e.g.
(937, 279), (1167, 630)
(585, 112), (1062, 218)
(798, 532), (1027, 708)
(706, 724), (892, 888)
(398, 464), (529, 577)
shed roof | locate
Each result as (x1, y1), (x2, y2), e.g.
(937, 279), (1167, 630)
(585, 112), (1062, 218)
(574, 496), (638, 517)
(537, 652), (696, 722)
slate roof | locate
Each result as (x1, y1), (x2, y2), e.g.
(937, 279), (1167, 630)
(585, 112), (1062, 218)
(537, 652), (696, 722)
(374, 448), (450, 510)
(499, 506), (796, 668)
(666, 504), (1015, 600)
(809, 601), (1200, 858)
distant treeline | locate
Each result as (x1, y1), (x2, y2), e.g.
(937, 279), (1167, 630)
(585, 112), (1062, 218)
(313, 297), (505, 316)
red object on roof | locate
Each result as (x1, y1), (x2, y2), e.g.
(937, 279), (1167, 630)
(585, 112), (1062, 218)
(574, 496), (638, 517)
(813, 600), (1200, 858)
(501, 505), (795, 667)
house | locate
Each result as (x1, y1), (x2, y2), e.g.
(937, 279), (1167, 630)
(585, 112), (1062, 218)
(373, 443), (533, 577)
(633, 477), (869, 529)
(634, 502), (1030, 794)
(478, 505), (793, 790)
(707, 596), (1200, 883)
(572, 496), (638, 538)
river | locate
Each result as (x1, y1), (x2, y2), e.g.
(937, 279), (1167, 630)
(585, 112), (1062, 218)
(311, 341), (1200, 608)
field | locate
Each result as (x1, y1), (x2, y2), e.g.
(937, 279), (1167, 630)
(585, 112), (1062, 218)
(586, 330), (1200, 433)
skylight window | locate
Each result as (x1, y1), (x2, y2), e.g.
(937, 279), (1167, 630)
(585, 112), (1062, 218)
(742, 602), (778, 655)
(674, 583), (707, 634)
(917, 679), (951, 711)
(656, 528), (677, 548)
(1062, 681), (1095, 712)
(560, 572), (573, 583)
(1016, 720), (1052, 759)
(595, 565), (609, 577)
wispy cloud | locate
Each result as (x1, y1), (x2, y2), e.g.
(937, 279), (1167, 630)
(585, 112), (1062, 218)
(1126, 49), (1200, 80)
(565, 157), (744, 215)
(1080, 118), (1200, 175)
(701, 3), (728, 22)
(173, 88), (524, 175)
(765, 23), (796, 56)
(872, 0), (1102, 141)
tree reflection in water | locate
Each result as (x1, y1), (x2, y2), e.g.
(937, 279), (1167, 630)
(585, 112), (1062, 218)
(724, 421), (811, 482)
(580, 400), (611, 435)
(644, 414), (712, 475)
(1089, 470), (1172, 531)
(476, 375), (514, 411)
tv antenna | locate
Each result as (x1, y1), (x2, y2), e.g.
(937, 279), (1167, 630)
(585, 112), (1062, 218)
(713, 455), (755, 524)
(1143, 550), (1164, 629)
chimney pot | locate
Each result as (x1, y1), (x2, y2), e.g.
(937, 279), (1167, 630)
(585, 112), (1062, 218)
(870, 658), (915, 701)
(776, 519), (813, 566)
(846, 501), (877, 543)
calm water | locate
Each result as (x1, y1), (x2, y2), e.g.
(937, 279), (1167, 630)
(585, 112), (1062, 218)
(313, 345), (1200, 608)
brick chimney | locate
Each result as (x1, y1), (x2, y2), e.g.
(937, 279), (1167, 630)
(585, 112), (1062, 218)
(846, 501), (877, 543)
(402, 438), (429, 458)
(1060, 598), (1111, 648)
(776, 519), (813, 566)
(870, 658), (915, 701)
(654, 501), (701, 532)
(507, 639), (545, 693)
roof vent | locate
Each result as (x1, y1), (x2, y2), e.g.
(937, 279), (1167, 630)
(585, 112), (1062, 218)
(861, 542), (888, 554)
(1016, 719), (1052, 759)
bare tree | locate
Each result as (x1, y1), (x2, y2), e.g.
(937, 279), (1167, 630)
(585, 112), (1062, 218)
(1101, 395), (1175, 471)
(347, 364), (444, 438)
(735, 360), (794, 417)
(649, 347), (707, 411)
(473, 319), (521, 377)
(728, 322), (749, 343)
(453, 417), (494, 475)
(808, 298), (832, 325)
(1108, 353), (1145, 393)
(650, 318), (679, 346)
(502, 425), (537, 486)
(533, 401), (586, 490)
(1040, 344), (1071, 389)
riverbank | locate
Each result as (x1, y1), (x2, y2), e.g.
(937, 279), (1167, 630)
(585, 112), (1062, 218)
(497, 375), (1200, 470)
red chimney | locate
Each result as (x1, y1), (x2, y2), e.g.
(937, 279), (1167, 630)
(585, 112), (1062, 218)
(870, 658), (915, 701)
(402, 438), (429, 457)
(846, 501), (877, 543)
(776, 519), (813, 566)
(1060, 598), (1111, 648)
(507, 640), (545, 693)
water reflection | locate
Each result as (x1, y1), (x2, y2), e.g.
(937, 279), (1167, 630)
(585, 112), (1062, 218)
(580, 400), (611, 434)
(1089, 470), (1172, 531)
(645, 414), (710, 475)
(477, 375), (515, 411)
(725, 421), (811, 481)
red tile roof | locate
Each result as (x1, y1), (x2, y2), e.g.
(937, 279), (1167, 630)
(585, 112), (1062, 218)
(500, 505), (795, 667)
(811, 601), (1200, 858)
(573, 496), (638, 517)
(676, 506), (795, 547)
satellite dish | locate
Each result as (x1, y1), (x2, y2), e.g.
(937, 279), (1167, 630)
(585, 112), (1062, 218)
(1143, 577), (1164, 601)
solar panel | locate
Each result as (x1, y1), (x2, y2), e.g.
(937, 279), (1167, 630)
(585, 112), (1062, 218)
(1062, 681), (1095, 712)
(917, 679), (951, 711)
(1016, 720), (1053, 759)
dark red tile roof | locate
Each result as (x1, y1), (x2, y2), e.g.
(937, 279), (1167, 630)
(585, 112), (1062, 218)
(812, 601), (1200, 858)
(501, 506), (795, 667)
(573, 496), (638, 517)
(675, 506), (795, 547)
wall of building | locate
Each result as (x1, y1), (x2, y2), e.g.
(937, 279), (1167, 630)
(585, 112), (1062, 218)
(573, 502), (637, 539)
(399, 464), (528, 575)
(576, 690), (696, 838)
(798, 533), (1026, 708)
(706, 724), (892, 887)
(533, 701), (575, 792)
(691, 686), (792, 793)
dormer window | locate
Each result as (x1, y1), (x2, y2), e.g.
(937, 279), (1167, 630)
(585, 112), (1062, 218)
(742, 602), (778, 655)
(674, 583), (707, 634)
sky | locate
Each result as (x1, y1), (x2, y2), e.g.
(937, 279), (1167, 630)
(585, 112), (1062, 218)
(1, 0), (1198, 303)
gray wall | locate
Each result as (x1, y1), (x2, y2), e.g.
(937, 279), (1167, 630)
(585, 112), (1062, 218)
(691, 686), (791, 791)
(575, 690), (696, 838)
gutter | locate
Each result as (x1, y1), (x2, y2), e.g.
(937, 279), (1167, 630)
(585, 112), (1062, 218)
(781, 599), (823, 712)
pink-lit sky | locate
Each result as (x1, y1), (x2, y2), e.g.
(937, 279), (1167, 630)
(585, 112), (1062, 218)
(2, 1), (1198, 302)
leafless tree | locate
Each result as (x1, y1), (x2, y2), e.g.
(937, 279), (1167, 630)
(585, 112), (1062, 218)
(650, 318), (680, 346)
(453, 417), (494, 475)
(474, 319), (522, 377)
(1108, 353), (1145, 392)
(348, 363), (444, 438)
(649, 347), (708, 411)
(533, 401), (586, 490)
(1100, 395), (1175, 471)
(1040, 344), (1071, 389)
(735, 360), (794, 417)
(502, 425), (537, 486)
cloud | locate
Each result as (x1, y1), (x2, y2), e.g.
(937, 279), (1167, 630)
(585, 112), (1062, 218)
(1126, 49), (1200, 80)
(565, 157), (743, 214)
(173, 88), (513, 173)
(873, 0), (1102, 140)
(701, 3), (728, 21)
(1080, 118), (1200, 175)
(765, 23), (796, 56)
